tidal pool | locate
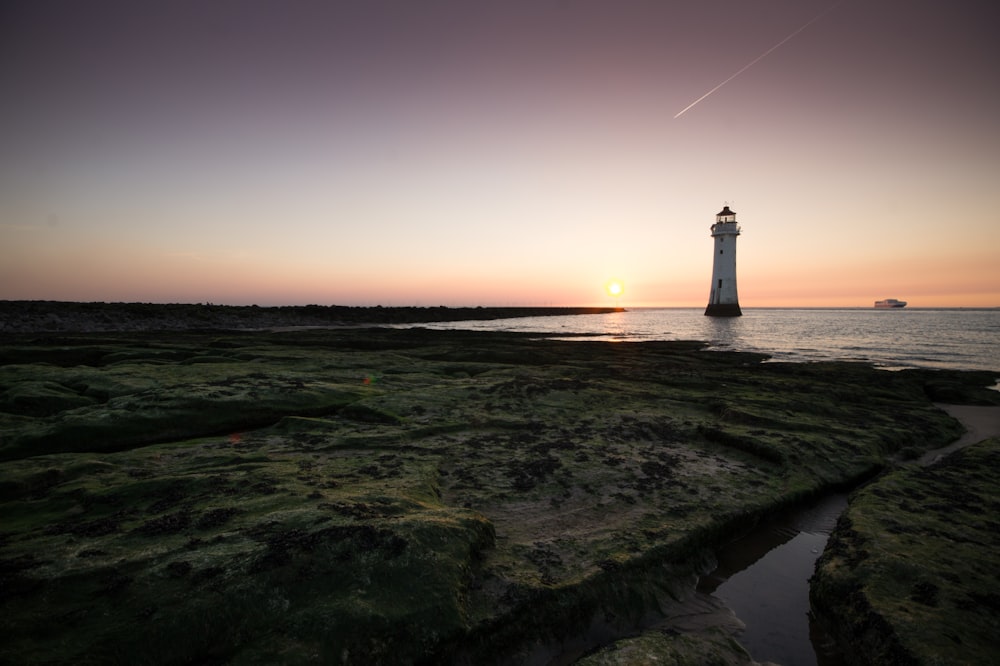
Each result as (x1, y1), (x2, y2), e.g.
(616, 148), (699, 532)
(546, 495), (850, 666)
(698, 494), (848, 666)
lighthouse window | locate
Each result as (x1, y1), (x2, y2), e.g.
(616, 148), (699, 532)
(718, 279), (723, 288)
(720, 249), (724, 254)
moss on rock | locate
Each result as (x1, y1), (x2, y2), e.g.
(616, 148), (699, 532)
(0, 327), (993, 664)
(811, 437), (1000, 665)
(576, 629), (756, 666)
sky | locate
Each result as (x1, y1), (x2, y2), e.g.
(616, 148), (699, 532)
(2, 0), (998, 308)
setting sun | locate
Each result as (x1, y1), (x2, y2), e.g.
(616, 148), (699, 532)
(606, 281), (624, 298)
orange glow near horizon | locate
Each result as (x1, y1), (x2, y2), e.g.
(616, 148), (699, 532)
(3, 230), (997, 308)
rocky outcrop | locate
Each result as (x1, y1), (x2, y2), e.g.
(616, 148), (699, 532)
(1, 326), (995, 664)
(811, 437), (1000, 665)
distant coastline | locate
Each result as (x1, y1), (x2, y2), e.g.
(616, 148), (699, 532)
(0, 301), (623, 334)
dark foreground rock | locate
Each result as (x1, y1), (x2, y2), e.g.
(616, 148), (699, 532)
(1, 327), (996, 664)
(811, 436), (1000, 665)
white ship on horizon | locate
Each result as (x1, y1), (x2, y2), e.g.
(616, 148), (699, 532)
(874, 298), (907, 309)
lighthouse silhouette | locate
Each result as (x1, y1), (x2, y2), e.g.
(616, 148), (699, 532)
(704, 205), (742, 317)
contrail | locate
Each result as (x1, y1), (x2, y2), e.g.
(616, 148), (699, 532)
(674, 2), (842, 119)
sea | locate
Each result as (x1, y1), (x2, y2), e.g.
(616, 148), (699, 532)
(400, 308), (1000, 374)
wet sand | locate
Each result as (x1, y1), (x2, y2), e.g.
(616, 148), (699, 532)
(922, 404), (1000, 464)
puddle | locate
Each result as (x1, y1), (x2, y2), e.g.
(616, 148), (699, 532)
(539, 494), (850, 666)
(696, 494), (848, 666)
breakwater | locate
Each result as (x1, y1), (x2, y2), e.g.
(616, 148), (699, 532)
(0, 301), (623, 333)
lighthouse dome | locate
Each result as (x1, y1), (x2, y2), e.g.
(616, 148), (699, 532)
(717, 206), (735, 216)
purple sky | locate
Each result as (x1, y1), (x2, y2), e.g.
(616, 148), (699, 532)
(2, 1), (998, 306)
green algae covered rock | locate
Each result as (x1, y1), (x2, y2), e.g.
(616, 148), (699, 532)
(0, 327), (993, 664)
(577, 630), (757, 666)
(811, 437), (1000, 665)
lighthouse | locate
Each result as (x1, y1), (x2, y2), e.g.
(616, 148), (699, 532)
(704, 205), (742, 317)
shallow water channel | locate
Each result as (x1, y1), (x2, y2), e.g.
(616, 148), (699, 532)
(695, 494), (848, 666)
(542, 494), (849, 666)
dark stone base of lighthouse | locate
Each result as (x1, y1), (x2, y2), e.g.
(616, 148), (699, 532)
(704, 303), (742, 317)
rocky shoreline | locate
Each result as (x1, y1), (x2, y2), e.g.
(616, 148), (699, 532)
(1, 323), (997, 664)
(811, 433), (1000, 665)
(0, 300), (622, 334)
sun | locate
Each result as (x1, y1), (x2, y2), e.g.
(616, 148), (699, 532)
(606, 280), (624, 298)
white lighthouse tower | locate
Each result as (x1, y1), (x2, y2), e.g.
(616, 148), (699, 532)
(704, 205), (742, 317)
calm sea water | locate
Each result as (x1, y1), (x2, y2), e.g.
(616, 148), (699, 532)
(404, 308), (1000, 373)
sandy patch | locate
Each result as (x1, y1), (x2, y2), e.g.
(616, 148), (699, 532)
(921, 404), (1000, 464)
